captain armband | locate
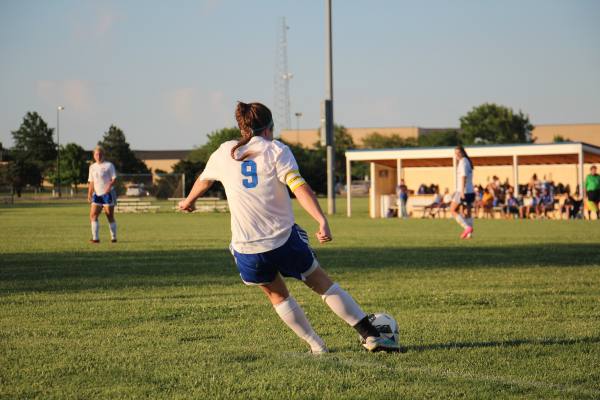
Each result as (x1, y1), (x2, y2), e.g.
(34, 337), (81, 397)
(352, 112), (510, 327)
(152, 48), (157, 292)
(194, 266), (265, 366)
(285, 170), (306, 191)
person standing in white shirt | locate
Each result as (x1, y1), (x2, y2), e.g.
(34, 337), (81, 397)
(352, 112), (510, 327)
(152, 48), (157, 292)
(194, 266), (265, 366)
(87, 146), (118, 243)
(450, 145), (475, 239)
(179, 102), (399, 354)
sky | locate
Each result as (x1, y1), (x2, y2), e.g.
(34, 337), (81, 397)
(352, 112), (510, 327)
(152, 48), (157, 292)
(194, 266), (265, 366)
(1, 0), (599, 150)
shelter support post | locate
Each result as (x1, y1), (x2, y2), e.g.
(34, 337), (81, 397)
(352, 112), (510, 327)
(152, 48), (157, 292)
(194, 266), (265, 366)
(513, 154), (519, 191)
(396, 158), (402, 185)
(452, 154), (457, 192)
(346, 158), (351, 217)
(578, 147), (584, 217)
(369, 162), (377, 218)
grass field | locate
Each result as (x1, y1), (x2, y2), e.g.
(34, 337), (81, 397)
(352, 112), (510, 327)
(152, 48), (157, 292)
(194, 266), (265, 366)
(1, 199), (599, 399)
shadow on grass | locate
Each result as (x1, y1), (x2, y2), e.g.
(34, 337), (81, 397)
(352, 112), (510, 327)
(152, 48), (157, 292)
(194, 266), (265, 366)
(408, 336), (600, 353)
(1, 243), (598, 293)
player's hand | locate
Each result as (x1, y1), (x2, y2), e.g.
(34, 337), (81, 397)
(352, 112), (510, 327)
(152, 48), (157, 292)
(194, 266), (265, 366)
(178, 199), (195, 213)
(87, 195), (92, 203)
(316, 222), (332, 243)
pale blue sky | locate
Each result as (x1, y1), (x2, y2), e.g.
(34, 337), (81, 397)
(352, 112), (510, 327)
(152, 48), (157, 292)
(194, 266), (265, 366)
(1, 0), (599, 150)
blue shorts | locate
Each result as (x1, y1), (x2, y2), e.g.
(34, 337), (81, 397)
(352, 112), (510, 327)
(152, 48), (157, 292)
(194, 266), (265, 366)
(231, 224), (319, 285)
(92, 190), (116, 206)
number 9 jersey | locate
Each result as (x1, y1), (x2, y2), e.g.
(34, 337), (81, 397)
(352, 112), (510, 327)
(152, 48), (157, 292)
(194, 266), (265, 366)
(199, 136), (304, 254)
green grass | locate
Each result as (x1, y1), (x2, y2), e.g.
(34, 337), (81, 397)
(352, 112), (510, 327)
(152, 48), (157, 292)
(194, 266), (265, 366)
(1, 199), (599, 399)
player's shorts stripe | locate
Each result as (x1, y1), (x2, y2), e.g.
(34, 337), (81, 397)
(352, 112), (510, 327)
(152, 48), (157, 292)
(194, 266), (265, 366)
(295, 225), (310, 244)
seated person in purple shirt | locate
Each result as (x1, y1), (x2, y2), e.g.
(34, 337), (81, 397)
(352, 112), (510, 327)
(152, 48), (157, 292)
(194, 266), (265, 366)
(502, 191), (520, 219)
(536, 188), (555, 218)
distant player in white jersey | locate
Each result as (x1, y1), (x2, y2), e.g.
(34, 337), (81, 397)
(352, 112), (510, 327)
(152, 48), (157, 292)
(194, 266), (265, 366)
(179, 102), (399, 353)
(87, 146), (118, 243)
(450, 145), (475, 239)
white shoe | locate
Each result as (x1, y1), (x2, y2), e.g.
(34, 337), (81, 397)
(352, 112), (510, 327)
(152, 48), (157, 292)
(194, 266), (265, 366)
(362, 336), (400, 352)
(310, 347), (329, 355)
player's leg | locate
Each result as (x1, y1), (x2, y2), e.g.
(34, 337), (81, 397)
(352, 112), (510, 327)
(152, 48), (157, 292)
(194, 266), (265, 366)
(89, 203), (102, 242)
(451, 193), (470, 239)
(303, 266), (399, 352)
(259, 274), (327, 354)
(104, 205), (117, 242)
(464, 203), (474, 238)
(450, 194), (468, 229)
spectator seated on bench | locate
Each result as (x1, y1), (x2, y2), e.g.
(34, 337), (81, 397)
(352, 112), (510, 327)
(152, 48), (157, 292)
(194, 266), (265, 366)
(422, 188), (443, 218)
(536, 188), (555, 219)
(502, 190), (520, 219)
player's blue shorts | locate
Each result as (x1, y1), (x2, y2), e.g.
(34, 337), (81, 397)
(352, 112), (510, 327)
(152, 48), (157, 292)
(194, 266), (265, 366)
(92, 190), (116, 206)
(231, 224), (319, 285)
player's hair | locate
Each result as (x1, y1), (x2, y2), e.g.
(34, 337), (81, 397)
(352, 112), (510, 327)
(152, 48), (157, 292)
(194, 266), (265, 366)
(232, 102), (273, 161)
(455, 145), (474, 170)
(93, 146), (105, 161)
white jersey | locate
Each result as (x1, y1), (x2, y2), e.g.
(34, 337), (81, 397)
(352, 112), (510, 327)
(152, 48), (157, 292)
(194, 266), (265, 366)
(456, 158), (474, 193)
(199, 136), (299, 254)
(88, 161), (117, 195)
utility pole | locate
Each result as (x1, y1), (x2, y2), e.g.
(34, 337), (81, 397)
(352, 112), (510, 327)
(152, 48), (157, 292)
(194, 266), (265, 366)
(56, 106), (65, 197)
(324, 0), (335, 214)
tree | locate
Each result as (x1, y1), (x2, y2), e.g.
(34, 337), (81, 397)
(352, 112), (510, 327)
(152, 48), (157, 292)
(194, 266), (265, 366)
(173, 127), (241, 198)
(47, 143), (90, 192)
(186, 127), (241, 164)
(98, 125), (149, 174)
(5, 158), (42, 197)
(313, 125), (357, 186)
(418, 130), (462, 147)
(362, 133), (419, 149)
(172, 159), (206, 196)
(553, 135), (571, 143)
(459, 103), (534, 145)
(11, 112), (57, 187)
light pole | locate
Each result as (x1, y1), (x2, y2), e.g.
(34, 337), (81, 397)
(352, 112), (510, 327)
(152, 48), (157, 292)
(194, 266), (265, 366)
(324, 0), (335, 214)
(56, 106), (65, 197)
(294, 112), (303, 144)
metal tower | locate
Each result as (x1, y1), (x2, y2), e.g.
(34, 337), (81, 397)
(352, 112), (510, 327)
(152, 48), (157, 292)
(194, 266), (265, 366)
(274, 17), (292, 131)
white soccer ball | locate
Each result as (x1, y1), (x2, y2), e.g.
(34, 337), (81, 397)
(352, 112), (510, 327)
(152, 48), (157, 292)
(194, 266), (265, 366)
(366, 313), (399, 344)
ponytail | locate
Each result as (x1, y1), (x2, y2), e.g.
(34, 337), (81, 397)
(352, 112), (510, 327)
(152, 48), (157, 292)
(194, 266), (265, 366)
(231, 101), (273, 161)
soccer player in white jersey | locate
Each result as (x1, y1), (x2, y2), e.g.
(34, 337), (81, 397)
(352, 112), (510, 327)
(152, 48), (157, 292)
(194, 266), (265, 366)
(450, 145), (475, 239)
(87, 146), (118, 243)
(179, 102), (399, 354)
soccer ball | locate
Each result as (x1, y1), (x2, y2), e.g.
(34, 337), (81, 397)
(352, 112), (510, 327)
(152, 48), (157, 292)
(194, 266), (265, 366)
(364, 313), (400, 344)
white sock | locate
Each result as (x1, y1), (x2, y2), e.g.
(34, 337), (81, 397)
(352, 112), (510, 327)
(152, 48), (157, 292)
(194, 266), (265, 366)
(466, 217), (473, 227)
(91, 220), (99, 240)
(454, 215), (468, 229)
(274, 296), (327, 353)
(321, 283), (367, 326)
(109, 222), (117, 239)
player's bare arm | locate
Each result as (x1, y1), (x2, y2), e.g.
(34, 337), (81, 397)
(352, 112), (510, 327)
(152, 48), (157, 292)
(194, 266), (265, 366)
(293, 183), (332, 243)
(178, 178), (214, 212)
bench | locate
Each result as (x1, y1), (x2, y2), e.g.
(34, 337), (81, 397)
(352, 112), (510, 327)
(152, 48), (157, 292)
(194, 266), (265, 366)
(408, 197), (436, 218)
(169, 197), (229, 213)
(0, 195), (14, 204)
(115, 198), (160, 213)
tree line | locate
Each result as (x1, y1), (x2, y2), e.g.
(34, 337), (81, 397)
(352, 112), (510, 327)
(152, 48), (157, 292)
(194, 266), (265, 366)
(1, 103), (535, 196)
(0, 112), (148, 196)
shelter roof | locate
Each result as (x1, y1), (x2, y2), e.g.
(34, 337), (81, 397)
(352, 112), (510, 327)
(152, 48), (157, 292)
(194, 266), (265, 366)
(345, 142), (600, 167)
